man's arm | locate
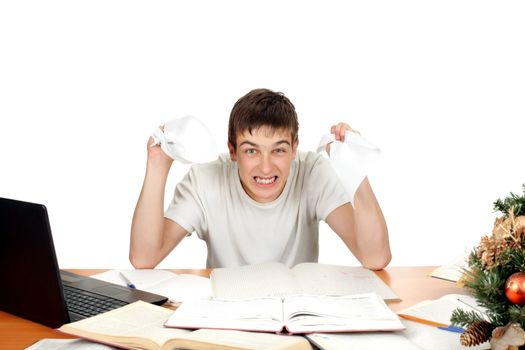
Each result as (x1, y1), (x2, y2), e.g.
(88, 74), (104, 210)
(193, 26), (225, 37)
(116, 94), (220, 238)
(325, 178), (391, 270)
(129, 137), (188, 268)
(324, 122), (391, 270)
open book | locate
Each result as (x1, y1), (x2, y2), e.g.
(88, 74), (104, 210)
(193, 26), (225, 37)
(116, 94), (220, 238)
(165, 292), (404, 334)
(91, 269), (212, 305)
(211, 262), (399, 301)
(58, 301), (312, 350)
(429, 254), (469, 282)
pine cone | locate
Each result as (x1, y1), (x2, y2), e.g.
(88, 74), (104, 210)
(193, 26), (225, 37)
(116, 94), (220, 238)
(460, 320), (493, 347)
(477, 235), (506, 270)
(477, 234), (513, 270)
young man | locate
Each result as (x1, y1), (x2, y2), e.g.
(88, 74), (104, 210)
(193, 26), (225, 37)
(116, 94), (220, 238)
(130, 89), (391, 270)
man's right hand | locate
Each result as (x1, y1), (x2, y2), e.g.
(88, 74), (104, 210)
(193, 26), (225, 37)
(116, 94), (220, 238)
(146, 125), (174, 171)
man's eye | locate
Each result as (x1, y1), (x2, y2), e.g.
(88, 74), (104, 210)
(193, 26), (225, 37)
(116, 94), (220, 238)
(245, 149), (257, 155)
(274, 148), (286, 154)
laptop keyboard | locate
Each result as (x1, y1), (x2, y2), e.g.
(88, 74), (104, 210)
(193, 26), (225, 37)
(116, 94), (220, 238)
(62, 284), (128, 318)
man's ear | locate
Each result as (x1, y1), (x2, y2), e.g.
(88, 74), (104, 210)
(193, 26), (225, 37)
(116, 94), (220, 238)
(292, 138), (299, 158)
(228, 143), (237, 161)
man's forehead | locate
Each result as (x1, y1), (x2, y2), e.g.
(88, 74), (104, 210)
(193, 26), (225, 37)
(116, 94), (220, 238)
(237, 127), (293, 145)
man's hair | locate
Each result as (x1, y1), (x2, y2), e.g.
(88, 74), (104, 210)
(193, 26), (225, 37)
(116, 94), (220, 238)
(228, 88), (299, 150)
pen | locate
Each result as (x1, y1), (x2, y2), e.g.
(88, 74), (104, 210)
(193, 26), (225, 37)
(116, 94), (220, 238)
(457, 298), (484, 313)
(437, 325), (465, 333)
(119, 272), (136, 289)
(398, 314), (448, 328)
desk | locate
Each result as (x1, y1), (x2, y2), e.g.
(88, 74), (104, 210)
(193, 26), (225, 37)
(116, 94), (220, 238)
(0, 267), (462, 349)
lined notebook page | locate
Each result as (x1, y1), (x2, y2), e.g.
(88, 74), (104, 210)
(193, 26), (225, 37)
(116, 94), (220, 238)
(399, 294), (484, 325)
(211, 262), (298, 299)
(292, 263), (400, 301)
(211, 262), (399, 301)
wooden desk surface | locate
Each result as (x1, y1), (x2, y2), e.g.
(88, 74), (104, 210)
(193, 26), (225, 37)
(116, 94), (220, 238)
(0, 266), (462, 349)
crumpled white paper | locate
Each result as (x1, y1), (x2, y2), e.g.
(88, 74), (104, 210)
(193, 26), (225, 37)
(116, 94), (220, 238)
(317, 130), (381, 205)
(151, 116), (218, 164)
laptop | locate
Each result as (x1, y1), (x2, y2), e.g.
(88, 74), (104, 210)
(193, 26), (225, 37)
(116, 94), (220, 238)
(0, 197), (168, 328)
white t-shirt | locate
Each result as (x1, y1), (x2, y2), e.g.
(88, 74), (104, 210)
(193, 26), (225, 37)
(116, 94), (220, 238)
(165, 151), (350, 268)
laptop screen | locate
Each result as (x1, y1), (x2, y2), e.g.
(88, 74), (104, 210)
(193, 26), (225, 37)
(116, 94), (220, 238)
(0, 197), (70, 327)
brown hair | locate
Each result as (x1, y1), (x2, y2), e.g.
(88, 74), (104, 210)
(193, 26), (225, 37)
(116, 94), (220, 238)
(228, 88), (299, 150)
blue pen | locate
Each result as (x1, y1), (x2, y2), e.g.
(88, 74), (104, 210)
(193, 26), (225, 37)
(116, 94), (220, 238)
(437, 325), (464, 333)
(119, 272), (136, 289)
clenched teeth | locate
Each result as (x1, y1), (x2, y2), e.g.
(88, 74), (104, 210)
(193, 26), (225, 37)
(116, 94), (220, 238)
(255, 176), (277, 185)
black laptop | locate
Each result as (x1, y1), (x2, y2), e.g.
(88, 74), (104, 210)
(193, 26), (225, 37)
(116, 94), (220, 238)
(0, 197), (168, 328)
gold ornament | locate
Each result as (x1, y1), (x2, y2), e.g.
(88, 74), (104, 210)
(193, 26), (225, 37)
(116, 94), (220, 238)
(477, 210), (525, 271)
(460, 320), (493, 347)
(493, 216), (514, 241)
(514, 215), (525, 243)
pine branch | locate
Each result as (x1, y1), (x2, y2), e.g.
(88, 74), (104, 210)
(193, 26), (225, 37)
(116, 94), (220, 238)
(499, 248), (525, 272)
(493, 184), (525, 216)
(461, 266), (511, 326)
(508, 305), (525, 330)
(467, 250), (483, 270)
(450, 308), (485, 327)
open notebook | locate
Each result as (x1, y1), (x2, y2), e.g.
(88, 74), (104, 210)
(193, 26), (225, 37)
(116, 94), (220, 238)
(165, 293), (404, 334)
(210, 262), (400, 301)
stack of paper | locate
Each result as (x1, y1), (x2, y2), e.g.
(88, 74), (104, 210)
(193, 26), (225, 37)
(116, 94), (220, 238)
(91, 269), (212, 305)
(305, 294), (489, 350)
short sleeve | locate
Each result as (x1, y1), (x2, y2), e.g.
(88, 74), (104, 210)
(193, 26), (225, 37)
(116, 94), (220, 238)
(305, 154), (351, 222)
(164, 167), (207, 238)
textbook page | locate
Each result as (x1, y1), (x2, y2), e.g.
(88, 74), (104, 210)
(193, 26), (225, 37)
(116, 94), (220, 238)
(170, 329), (313, 350)
(91, 269), (212, 304)
(59, 301), (191, 349)
(165, 297), (285, 333)
(283, 293), (404, 334)
(211, 262), (399, 301)
(26, 339), (117, 350)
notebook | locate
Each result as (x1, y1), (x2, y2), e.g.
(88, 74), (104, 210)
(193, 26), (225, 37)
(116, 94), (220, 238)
(0, 197), (168, 328)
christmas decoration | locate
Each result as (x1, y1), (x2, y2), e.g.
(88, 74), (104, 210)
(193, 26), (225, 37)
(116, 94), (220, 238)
(505, 272), (525, 305)
(450, 185), (525, 349)
(460, 320), (493, 346)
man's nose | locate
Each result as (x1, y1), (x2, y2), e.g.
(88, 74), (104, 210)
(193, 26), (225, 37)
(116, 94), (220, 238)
(260, 153), (273, 174)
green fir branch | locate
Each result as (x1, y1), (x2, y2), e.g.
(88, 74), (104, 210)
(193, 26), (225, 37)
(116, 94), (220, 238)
(467, 250), (483, 270)
(498, 248), (525, 272)
(461, 265), (512, 326)
(493, 184), (525, 217)
(508, 305), (525, 330)
(450, 308), (485, 327)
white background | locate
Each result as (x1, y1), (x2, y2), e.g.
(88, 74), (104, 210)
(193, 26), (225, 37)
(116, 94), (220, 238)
(1, 1), (524, 269)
